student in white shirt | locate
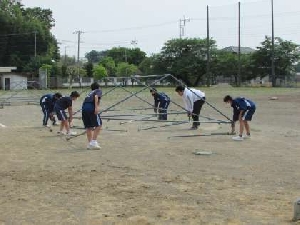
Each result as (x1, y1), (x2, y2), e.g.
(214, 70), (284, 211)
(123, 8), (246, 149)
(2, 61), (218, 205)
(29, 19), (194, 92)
(175, 85), (206, 130)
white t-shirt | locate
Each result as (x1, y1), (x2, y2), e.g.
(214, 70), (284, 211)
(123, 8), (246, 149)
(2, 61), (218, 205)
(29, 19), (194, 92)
(182, 88), (205, 112)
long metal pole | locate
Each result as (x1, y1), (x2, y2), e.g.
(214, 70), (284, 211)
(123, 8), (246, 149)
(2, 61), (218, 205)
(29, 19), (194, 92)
(271, 0), (276, 87)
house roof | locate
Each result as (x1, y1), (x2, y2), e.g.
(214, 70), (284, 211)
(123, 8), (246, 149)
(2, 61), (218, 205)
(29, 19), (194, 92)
(221, 46), (255, 54)
(0, 67), (17, 73)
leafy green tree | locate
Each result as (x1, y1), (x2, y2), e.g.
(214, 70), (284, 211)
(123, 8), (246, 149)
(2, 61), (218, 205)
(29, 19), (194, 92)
(129, 48), (147, 65)
(0, 0), (59, 73)
(157, 38), (216, 86)
(66, 66), (77, 88)
(139, 57), (155, 75)
(116, 62), (138, 77)
(21, 7), (55, 29)
(213, 51), (253, 86)
(295, 63), (300, 73)
(85, 50), (107, 63)
(93, 64), (107, 81)
(61, 64), (68, 77)
(106, 47), (146, 65)
(251, 36), (299, 86)
(60, 55), (76, 66)
(84, 62), (94, 77)
(99, 57), (116, 76)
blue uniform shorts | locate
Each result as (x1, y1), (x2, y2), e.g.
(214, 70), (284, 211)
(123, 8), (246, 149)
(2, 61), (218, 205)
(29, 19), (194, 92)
(242, 106), (256, 121)
(82, 111), (102, 128)
(55, 109), (68, 121)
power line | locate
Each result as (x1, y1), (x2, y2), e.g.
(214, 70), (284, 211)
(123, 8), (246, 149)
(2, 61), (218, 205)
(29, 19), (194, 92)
(0, 32), (36, 37)
(207, 0), (269, 8)
(84, 20), (178, 33)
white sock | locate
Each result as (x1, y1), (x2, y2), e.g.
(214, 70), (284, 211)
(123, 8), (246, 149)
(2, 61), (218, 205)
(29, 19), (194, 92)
(90, 140), (97, 145)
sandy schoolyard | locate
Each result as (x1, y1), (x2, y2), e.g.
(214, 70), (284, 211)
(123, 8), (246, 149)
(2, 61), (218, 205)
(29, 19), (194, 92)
(0, 87), (300, 224)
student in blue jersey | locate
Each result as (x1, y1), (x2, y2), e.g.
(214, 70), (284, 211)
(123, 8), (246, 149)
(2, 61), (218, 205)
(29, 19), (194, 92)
(40, 92), (62, 127)
(82, 82), (102, 150)
(54, 91), (80, 136)
(175, 85), (206, 130)
(150, 88), (171, 120)
(223, 95), (256, 141)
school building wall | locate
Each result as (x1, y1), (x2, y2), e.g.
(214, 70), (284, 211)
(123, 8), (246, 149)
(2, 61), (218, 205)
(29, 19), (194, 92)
(0, 74), (27, 90)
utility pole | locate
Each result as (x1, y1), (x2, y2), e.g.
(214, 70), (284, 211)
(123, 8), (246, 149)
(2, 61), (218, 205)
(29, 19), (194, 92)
(206, 6), (211, 86)
(271, 0), (276, 87)
(131, 39), (138, 48)
(179, 16), (190, 39)
(238, 2), (241, 86)
(34, 31), (37, 58)
(73, 30), (84, 87)
(64, 46), (69, 64)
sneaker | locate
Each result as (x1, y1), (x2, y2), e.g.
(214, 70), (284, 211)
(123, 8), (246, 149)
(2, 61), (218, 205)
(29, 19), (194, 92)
(89, 142), (101, 150)
(57, 131), (66, 135)
(232, 136), (244, 141)
(66, 131), (77, 136)
(242, 134), (251, 139)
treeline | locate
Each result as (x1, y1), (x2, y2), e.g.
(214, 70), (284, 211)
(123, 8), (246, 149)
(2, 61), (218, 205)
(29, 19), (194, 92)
(0, 0), (59, 73)
(1, 0), (299, 86)
(84, 37), (299, 86)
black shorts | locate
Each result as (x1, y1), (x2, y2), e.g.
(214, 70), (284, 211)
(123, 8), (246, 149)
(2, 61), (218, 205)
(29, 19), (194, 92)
(82, 111), (102, 128)
(55, 109), (68, 121)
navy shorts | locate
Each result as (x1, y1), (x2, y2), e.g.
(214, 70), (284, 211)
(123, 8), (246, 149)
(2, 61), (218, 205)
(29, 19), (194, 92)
(82, 111), (102, 128)
(55, 109), (68, 121)
(242, 107), (256, 121)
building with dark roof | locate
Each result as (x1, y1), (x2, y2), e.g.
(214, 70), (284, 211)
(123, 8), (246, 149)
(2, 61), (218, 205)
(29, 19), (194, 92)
(221, 46), (255, 54)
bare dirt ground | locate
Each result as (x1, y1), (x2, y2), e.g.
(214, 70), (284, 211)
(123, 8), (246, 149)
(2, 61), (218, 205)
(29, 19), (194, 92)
(0, 87), (300, 225)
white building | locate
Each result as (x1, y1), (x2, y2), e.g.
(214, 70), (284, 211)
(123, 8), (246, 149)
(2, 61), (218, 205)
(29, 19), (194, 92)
(0, 67), (27, 90)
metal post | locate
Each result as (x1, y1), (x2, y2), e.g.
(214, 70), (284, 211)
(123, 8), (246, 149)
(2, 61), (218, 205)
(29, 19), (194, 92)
(179, 16), (190, 39)
(73, 30), (84, 87)
(64, 46), (68, 64)
(271, 0), (276, 87)
(238, 2), (241, 86)
(34, 31), (37, 58)
(206, 5), (211, 86)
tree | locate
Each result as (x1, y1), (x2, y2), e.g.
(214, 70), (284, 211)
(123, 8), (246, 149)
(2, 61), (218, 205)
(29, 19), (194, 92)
(21, 7), (55, 29)
(66, 66), (77, 88)
(85, 50), (107, 63)
(116, 62), (138, 77)
(84, 62), (93, 77)
(213, 50), (253, 85)
(295, 63), (300, 73)
(156, 38), (217, 86)
(99, 57), (116, 76)
(0, 1), (59, 73)
(93, 64), (107, 81)
(106, 47), (146, 65)
(138, 56), (158, 75)
(115, 62), (138, 86)
(251, 36), (300, 85)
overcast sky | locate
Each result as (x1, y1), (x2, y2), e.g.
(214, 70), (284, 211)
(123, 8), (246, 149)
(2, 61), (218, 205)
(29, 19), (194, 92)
(21, 0), (300, 59)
